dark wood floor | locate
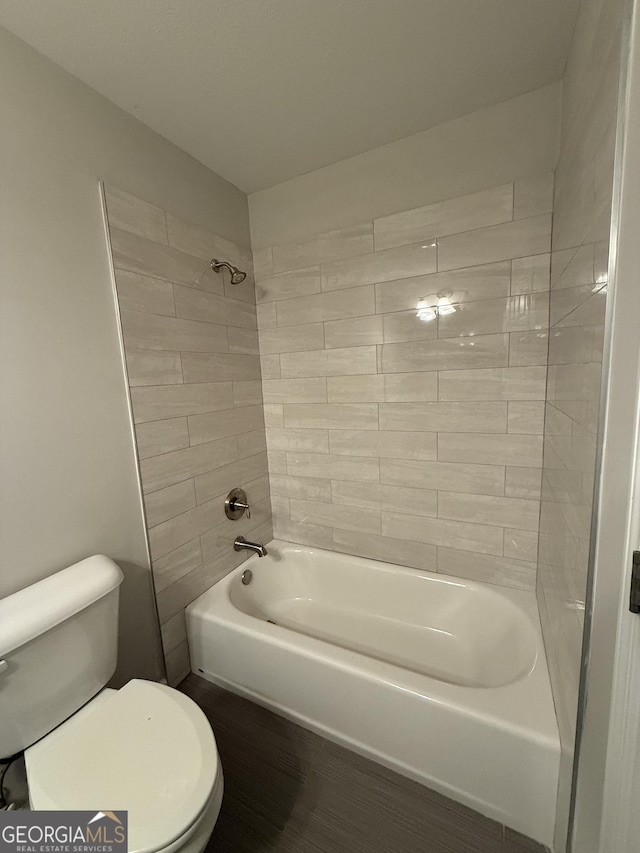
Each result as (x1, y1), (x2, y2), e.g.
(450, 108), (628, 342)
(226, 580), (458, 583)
(179, 674), (547, 853)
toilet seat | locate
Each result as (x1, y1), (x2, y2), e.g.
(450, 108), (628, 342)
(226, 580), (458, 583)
(26, 680), (220, 853)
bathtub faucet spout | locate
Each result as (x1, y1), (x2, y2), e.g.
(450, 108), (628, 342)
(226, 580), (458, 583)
(234, 536), (268, 557)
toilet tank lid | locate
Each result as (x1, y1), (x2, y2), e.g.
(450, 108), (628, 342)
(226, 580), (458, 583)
(0, 555), (123, 657)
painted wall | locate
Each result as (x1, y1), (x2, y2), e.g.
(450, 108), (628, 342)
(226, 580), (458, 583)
(536, 0), (627, 848)
(103, 185), (271, 685)
(254, 177), (552, 589)
(0, 27), (250, 685)
(249, 83), (561, 249)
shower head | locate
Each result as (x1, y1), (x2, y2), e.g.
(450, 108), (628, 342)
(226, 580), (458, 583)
(210, 258), (247, 285)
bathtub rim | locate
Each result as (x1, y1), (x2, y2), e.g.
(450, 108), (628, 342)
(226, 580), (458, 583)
(186, 539), (560, 845)
(188, 539), (559, 748)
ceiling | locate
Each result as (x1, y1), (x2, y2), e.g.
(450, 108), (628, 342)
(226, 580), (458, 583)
(0, 0), (579, 192)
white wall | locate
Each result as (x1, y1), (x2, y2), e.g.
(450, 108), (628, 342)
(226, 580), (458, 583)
(249, 83), (561, 248)
(0, 27), (250, 684)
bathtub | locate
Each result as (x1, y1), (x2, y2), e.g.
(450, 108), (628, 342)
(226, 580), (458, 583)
(186, 540), (560, 846)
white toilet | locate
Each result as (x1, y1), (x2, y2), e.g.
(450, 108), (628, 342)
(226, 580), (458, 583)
(0, 555), (223, 853)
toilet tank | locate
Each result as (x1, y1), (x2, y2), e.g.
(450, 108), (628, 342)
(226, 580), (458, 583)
(0, 555), (124, 758)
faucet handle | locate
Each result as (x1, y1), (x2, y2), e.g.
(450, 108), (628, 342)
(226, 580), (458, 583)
(225, 487), (251, 520)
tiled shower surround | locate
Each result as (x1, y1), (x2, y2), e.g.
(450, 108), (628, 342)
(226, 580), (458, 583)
(103, 186), (272, 686)
(537, 0), (625, 845)
(255, 175), (553, 590)
(105, 176), (555, 684)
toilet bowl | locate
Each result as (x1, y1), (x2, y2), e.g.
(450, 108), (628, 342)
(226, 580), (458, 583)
(0, 556), (223, 853)
(25, 680), (223, 853)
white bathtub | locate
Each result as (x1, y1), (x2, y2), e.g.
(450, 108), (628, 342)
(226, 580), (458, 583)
(186, 540), (560, 846)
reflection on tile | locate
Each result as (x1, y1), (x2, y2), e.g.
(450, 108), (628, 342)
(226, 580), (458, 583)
(374, 184), (514, 250)
(375, 262), (511, 314)
(551, 244), (593, 290)
(382, 310), (438, 343)
(437, 293), (549, 338)
(511, 255), (551, 295)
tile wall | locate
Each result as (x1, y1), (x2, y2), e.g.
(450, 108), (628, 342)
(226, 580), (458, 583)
(254, 176), (553, 590)
(103, 186), (272, 686)
(537, 0), (626, 846)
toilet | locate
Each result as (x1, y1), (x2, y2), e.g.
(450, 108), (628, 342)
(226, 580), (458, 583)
(0, 555), (223, 853)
